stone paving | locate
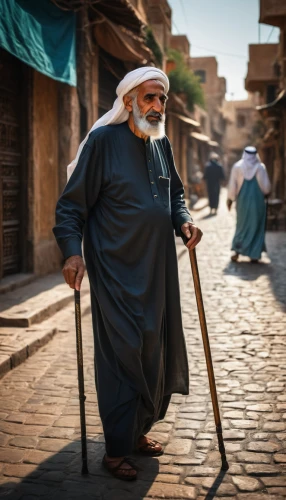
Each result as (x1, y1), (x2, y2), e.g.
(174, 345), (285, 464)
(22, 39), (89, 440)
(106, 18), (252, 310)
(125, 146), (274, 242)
(0, 192), (285, 499)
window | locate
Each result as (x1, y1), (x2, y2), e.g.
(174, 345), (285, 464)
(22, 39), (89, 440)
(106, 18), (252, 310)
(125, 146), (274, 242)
(237, 114), (246, 128)
(195, 70), (206, 83)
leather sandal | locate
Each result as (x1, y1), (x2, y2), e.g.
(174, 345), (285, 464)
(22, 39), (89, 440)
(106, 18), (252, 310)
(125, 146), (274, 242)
(231, 253), (239, 262)
(102, 454), (138, 481)
(137, 438), (163, 456)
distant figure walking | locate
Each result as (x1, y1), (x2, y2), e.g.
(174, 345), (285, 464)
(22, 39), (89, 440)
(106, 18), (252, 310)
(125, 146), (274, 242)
(227, 146), (271, 263)
(203, 152), (225, 215)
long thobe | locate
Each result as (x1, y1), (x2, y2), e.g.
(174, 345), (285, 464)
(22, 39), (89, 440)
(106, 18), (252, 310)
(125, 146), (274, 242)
(228, 162), (271, 260)
(53, 121), (192, 457)
(203, 160), (225, 210)
(231, 177), (267, 259)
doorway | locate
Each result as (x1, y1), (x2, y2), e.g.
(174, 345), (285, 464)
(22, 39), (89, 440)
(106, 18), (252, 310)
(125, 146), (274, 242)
(0, 49), (24, 278)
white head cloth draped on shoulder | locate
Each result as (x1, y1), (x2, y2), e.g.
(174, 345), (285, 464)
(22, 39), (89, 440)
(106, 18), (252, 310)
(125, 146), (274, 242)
(238, 146), (262, 180)
(67, 66), (169, 179)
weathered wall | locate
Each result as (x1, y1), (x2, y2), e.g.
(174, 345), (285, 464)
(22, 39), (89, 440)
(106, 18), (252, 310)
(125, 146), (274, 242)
(170, 35), (190, 58)
(222, 97), (260, 171)
(191, 56), (226, 147)
(58, 84), (80, 194)
(260, 0), (286, 26)
(245, 44), (279, 92)
(191, 57), (219, 97)
(32, 70), (61, 275)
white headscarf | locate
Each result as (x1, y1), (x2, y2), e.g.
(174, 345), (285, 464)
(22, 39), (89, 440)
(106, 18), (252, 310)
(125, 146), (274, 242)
(67, 66), (169, 179)
(209, 152), (219, 162)
(239, 146), (262, 180)
(228, 146), (271, 200)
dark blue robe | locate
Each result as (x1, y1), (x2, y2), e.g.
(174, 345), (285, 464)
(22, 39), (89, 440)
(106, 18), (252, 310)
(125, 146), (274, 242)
(204, 160), (225, 210)
(53, 122), (192, 456)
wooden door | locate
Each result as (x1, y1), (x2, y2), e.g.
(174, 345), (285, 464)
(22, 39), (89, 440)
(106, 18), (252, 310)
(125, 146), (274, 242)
(0, 49), (23, 278)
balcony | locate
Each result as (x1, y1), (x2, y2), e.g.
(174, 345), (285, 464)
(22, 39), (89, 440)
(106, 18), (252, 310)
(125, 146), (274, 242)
(147, 0), (172, 30)
(245, 44), (279, 93)
(260, 0), (286, 27)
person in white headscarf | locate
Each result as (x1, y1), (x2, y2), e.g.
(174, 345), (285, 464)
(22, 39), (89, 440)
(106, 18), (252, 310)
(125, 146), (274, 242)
(227, 146), (271, 262)
(53, 67), (202, 480)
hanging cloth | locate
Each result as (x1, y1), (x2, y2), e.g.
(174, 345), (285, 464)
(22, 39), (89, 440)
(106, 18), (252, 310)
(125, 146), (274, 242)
(0, 0), (76, 86)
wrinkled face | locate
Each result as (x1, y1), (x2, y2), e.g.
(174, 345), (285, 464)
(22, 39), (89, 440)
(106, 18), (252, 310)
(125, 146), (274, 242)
(136, 79), (168, 123)
(126, 80), (168, 138)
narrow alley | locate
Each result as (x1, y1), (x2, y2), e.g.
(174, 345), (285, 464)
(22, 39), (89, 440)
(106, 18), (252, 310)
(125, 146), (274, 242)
(0, 192), (285, 500)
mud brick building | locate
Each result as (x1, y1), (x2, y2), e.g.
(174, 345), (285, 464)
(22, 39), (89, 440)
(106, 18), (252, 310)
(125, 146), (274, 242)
(245, 0), (286, 211)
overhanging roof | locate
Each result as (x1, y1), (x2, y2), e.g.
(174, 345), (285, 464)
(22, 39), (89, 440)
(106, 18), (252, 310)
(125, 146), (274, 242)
(191, 131), (210, 142)
(94, 17), (152, 65)
(51, 0), (145, 36)
(168, 112), (200, 128)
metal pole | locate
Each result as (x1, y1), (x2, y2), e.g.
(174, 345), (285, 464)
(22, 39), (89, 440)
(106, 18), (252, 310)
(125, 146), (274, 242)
(74, 290), (89, 475)
(189, 249), (229, 470)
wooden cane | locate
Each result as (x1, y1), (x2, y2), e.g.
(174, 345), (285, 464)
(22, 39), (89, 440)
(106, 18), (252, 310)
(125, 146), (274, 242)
(189, 249), (229, 470)
(74, 290), (89, 475)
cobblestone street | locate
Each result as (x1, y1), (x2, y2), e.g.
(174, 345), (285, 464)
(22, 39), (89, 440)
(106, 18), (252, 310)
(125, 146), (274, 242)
(0, 193), (285, 500)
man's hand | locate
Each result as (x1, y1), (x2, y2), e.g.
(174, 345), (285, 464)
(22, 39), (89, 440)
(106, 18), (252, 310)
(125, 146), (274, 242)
(181, 222), (203, 250)
(62, 255), (85, 291)
(226, 199), (232, 211)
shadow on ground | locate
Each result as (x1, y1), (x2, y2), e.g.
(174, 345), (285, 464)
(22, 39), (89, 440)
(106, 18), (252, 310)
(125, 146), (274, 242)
(0, 438), (161, 500)
(204, 470), (228, 500)
(223, 231), (286, 309)
(0, 434), (230, 500)
(200, 213), (217, 220)
(0, 273), (65, 314)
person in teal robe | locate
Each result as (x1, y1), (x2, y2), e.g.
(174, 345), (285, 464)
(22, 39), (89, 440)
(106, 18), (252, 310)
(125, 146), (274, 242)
(227, 146), (271, 262)
(53, 67), (203, 480)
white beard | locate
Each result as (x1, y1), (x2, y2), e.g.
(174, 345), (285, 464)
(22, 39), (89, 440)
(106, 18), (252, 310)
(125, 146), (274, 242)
(132, 99), (165, 139)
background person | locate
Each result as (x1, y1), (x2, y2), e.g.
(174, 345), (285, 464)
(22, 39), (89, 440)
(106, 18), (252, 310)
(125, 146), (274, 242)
(227, 146), (271, 262)
(203, 152), (225, 215)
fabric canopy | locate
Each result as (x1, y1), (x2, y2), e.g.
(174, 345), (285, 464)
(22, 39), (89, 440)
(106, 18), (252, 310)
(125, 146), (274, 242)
(0, 0), (76, 86)
(191, 131), (210, 142)
(94, 16), (152, 65)
(168, 112), (200, 128)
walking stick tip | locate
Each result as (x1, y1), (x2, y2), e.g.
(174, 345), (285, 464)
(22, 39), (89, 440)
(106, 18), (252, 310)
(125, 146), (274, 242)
(81, 463), (89, 475)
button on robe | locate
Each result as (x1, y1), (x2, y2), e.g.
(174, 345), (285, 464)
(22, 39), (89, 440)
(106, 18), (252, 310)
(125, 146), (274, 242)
(53, 122), (192, 456)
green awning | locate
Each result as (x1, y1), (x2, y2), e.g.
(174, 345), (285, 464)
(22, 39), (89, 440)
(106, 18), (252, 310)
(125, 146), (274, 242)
(0, 0), (76, 86)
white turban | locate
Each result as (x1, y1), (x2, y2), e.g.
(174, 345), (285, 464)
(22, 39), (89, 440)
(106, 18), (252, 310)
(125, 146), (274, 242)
(67, 66), (169, 179)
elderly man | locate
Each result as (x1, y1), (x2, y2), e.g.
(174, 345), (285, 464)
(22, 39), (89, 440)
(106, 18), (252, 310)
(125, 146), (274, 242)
(53, 67), (202, 481)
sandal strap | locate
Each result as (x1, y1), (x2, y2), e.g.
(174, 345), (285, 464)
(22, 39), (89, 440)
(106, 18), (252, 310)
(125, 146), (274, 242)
(103, 455), (138, 473)
(122, 457), (139, 471)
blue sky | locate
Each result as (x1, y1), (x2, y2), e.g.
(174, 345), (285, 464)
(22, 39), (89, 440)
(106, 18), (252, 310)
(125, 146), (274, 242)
(168, 0), (279, 100)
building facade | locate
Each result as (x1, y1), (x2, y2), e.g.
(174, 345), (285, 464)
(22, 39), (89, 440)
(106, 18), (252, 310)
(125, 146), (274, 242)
(222, 95), (261, 174)
(190, 56), (227, 155)
(245, 0), (286, 208)
(0, 0), (151, 282)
